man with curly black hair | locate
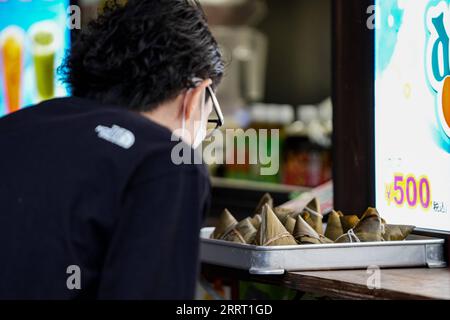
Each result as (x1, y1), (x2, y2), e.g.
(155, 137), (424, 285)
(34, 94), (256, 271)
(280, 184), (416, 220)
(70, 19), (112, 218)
(0, 0), (224, 299)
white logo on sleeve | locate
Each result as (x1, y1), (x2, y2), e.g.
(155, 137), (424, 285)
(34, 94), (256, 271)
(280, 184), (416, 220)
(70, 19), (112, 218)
(95, 125), (135, 149)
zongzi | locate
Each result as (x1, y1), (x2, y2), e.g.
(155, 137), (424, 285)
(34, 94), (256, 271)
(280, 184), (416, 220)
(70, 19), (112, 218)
(255, 204), (297, 246)
(274, 207), (295, 225)
(340, 214), (360, 233)
(324, 210), (344, 241)
(250, 214), (262, 229)
(284, 215), (297, 235)
(336, 207), (384, 243)
(254, 193), (274, 216)
(211, 209), (238, 240)
(383, 224), (415, 241)
(293, 215), (333, 245)
(223, 217), (258, 244)
(300, 198), (324, 234)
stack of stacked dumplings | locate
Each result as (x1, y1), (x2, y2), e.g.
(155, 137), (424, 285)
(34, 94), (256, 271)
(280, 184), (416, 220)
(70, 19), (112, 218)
(211, 193), (415, 246)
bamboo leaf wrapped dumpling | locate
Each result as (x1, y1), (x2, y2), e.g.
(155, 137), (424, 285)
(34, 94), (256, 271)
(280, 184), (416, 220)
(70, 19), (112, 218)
(293, 215), (333, 245)
(223, 217), (258, 244)
(211, 209), (238, 240)
(250, 214), (262, 229)
(340, 213), (360, 233)
(254, 193), (274, 216)
(274, 207), (295, 225)
(284, 215), (296, 235)
(254, 204), (297, 246)
(300, 198), (324, 235)
(336, 207), (384, 243)
(383, 224), (415, 241)
(355, 207), (385, 242)
(306, 197), (320, 212)
(324, 210), (344, 241)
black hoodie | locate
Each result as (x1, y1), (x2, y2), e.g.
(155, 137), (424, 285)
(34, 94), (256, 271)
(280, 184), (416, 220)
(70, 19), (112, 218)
(0, 97), (210, 299)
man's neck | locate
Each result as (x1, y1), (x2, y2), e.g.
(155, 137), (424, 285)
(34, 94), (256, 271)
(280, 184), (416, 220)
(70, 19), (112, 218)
(140, 98), (181, 134)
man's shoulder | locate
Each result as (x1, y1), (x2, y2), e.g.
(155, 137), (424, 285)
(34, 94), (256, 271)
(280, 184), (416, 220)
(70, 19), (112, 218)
(17, 96), (176, 148)
(51, 96), (174, 141)
(0, 96), (209, 181)
(56, 97), (210, 180)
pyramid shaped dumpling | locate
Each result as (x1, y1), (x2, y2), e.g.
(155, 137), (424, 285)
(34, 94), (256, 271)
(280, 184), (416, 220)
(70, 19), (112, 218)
(336, 208), (384, 243)
(211, 209), (238, 240)
(254, 193), (274, 216)
(293, 215), (333, 245)
(223, 217), (258, 244)
(383, 224), (415, 241)
(300, 198), (324, 234)
(340, 213), (360, 233)
(284, 215), (297, 235)
(324, 210), (344, 241)
(274, 207), (295, 225)
(254, 204), (297, 246)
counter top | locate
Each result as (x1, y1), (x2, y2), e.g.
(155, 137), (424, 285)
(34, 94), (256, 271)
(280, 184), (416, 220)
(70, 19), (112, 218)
(201, 264), (450, 300)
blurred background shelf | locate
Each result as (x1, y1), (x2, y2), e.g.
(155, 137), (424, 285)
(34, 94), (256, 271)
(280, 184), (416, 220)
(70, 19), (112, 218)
(208, 177), (309, 222)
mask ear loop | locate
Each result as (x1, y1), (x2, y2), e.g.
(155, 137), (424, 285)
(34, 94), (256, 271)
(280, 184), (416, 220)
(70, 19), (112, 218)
(192, 77), (207, 131)
(181, 89), (191, 139)
(192, 88), (207, 148)
(199, 88), (207, 130)
(182, 78), (206, 144)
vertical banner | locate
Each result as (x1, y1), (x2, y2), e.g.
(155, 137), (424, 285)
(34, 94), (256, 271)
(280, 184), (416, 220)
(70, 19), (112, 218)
(375, 0), (450, 231)
(0, 0), (70, 116)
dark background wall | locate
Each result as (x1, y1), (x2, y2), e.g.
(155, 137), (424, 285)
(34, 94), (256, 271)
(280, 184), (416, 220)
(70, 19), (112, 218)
(258, 0), (331, 105)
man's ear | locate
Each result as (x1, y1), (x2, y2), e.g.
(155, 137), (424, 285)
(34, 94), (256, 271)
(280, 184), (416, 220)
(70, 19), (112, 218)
(182, 79), (212, 120)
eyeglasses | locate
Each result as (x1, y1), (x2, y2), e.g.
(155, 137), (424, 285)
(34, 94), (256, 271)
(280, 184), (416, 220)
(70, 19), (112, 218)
(205, 85), (224, 138)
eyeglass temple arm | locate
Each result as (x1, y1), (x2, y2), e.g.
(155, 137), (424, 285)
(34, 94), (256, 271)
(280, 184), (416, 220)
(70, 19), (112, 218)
(207, 86), (224, 127)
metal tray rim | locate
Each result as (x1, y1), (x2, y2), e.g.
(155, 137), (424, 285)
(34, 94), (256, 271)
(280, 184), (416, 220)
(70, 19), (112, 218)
(201, 227), (445, 251)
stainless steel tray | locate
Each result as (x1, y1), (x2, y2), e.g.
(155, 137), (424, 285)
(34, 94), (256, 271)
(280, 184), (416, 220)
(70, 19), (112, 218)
(200, 227), (446, 275)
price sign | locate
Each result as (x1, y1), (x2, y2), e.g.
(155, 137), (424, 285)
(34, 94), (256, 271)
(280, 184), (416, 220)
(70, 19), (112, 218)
(375, 0), (450, 231)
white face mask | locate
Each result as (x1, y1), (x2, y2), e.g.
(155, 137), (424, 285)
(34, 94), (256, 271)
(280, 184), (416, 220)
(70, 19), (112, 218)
(181, 88), (207, 148)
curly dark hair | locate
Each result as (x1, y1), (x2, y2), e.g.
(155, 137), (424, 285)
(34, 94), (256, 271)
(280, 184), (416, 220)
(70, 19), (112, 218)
(59, 0), (224, 111)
